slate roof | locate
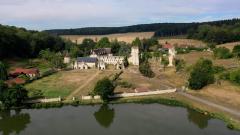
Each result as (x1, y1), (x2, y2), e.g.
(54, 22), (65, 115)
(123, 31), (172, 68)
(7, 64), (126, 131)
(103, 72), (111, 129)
(92, 48), (111, 55)
(77, 57), (97, 63)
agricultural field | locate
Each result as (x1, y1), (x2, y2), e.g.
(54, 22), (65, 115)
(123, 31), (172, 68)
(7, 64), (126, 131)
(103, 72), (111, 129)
(217, 41), (240, 51)
(158, 39), (206, 48)
(61, 32), (154, 44)
(177, 51), (240, 69)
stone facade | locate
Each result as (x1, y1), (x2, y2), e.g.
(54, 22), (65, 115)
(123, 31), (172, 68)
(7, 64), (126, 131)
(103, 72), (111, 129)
(128, 46), (139, 66)
(168, 47), (176, 67)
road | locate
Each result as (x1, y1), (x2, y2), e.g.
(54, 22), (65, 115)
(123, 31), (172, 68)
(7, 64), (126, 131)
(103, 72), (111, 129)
(178, 91), (240, 117)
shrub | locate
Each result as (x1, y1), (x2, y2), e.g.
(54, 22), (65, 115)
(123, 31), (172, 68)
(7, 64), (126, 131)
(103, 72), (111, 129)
(229, 69), (240, 84)
(188, 59), (215, 90)
(213, 66), (226, 74)
(213, 47), (232, 59)
(232, 45), (240, 58)
(139, 61), (155, 78)
(175, 59), (185, 72)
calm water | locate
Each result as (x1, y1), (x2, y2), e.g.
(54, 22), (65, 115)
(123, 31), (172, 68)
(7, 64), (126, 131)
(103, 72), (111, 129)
(0, 104), (239, 135)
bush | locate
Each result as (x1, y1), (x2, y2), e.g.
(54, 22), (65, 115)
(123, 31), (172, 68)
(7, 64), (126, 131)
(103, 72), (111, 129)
(139, 61), (155, 78)
(175, 59), (185, 72)
(188, 59), (215, 90)
(232, 45), (240, 58)
(219, 72), (230, 80)
(229, 69), (240, 84)
(213, 47), (233, 59)
(213, 66), (226, 74)
(93, 78), (114, 102)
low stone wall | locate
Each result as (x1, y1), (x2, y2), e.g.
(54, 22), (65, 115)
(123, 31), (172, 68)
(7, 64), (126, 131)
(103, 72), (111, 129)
(109, 89), (177, 98)
(25, 97), (61, 103)
(81, 95), (101, 100)
(81, 89), (176, 100)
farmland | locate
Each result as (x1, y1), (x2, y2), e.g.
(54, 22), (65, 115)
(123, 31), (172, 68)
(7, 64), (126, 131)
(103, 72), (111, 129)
(61, 32), (154, 44)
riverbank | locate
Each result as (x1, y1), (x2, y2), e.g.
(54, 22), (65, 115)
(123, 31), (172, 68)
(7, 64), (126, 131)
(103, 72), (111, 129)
(22, 93), (240, 131)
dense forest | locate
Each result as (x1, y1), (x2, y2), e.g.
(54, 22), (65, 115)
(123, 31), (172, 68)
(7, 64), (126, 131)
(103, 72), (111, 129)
(45, 19), (240, 38)
(187, 23), (240, 44)
(0, 25), (68, 59)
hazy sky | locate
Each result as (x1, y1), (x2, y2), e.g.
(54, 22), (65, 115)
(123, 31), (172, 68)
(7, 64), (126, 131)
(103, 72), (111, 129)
(0, 0), (239, 30)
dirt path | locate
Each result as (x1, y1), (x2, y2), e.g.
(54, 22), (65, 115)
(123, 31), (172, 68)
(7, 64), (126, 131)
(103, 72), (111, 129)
(178, 91), (240, 118)
(66, 70), (101, 99)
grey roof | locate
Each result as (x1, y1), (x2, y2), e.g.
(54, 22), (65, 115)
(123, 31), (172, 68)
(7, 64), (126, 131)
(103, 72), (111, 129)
(92, 48), (111, 55)
(77, 57), (97, 63)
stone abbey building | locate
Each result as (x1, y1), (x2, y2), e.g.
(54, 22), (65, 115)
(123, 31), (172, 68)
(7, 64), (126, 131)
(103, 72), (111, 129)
(72, 46), (139, 70)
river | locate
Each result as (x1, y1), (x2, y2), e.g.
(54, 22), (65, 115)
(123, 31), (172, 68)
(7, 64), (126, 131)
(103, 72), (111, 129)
(0, 104), (239, 135)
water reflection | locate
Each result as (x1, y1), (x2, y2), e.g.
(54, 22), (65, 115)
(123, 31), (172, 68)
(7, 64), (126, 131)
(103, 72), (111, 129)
(0, 110), (31, 135)
(94, 105), (115, 128)
(187, 108), (211, 129)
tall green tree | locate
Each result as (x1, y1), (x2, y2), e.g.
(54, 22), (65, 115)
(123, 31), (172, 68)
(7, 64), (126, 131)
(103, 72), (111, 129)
(93, 78), (114, 102)
(0, 84), (28, 109)
(0, 62), (8, 80)
(96, 37), (110, 48)
(188, 59), (215, 90)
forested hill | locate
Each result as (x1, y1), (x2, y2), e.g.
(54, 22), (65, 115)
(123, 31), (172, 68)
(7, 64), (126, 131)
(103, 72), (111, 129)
(45, 19), (240, 37)
(0, 24), (68, 59)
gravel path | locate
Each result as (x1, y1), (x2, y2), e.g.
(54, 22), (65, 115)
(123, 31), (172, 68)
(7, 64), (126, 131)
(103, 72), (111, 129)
(178, 91), (240, 117)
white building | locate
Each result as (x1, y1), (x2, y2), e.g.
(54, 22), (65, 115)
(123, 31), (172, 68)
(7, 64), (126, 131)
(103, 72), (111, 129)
(73, 57), (97, 69)
(128, 46), (139, 66)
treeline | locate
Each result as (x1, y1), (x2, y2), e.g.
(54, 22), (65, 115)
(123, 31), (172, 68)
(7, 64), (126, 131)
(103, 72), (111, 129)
(187, 23), (240, 44)
(0, 24), (67, 59)
(45, 19), (240, 38)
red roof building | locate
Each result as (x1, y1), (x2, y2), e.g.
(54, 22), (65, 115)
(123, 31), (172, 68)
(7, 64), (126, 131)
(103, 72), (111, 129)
(163, 43), (174, 49)
(9, 68), (40, 78)
(5, 78), (26, 86)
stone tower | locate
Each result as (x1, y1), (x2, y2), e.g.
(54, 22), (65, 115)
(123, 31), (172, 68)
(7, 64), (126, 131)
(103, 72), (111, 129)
(128, 46), (139, 66)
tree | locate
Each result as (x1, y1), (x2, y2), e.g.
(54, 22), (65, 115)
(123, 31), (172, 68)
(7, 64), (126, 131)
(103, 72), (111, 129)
(123, 56), (129, 68)
(132, 37), (141, 47)
(0, 85), (28, 109)
(232, 45), (240, 59)
(161, 57), (169, 71)
(96, 37), (110, 48)
(188, 59), (215, 90)
(80, 38), (96, 56)
(110, 39), (121, 55)
(139, 61), (155, 78)
(39, 49), (65, 69)
(93, 78), (114, 102)
(0, 62), (8, 80)
(213, 47), (232, 59)
(175, 59), (185, 72)
(229, 69), (240, 84)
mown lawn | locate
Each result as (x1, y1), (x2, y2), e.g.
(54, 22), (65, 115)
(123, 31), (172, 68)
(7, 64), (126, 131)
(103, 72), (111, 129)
(25, 71), (77, 98)
(25, 69), (119, 98)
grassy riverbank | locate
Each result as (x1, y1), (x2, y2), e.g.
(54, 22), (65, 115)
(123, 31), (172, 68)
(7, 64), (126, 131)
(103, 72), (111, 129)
(24, 93), (240, 131)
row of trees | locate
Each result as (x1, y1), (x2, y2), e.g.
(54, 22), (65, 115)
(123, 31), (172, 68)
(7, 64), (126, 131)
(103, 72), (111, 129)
(45, 19), (240, 38)
(68, 38), (132, 58)
(0, 24), (67, 59)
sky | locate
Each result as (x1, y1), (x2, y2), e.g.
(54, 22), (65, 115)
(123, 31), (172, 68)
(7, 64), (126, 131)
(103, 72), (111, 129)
(0, 0), (239, 30)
